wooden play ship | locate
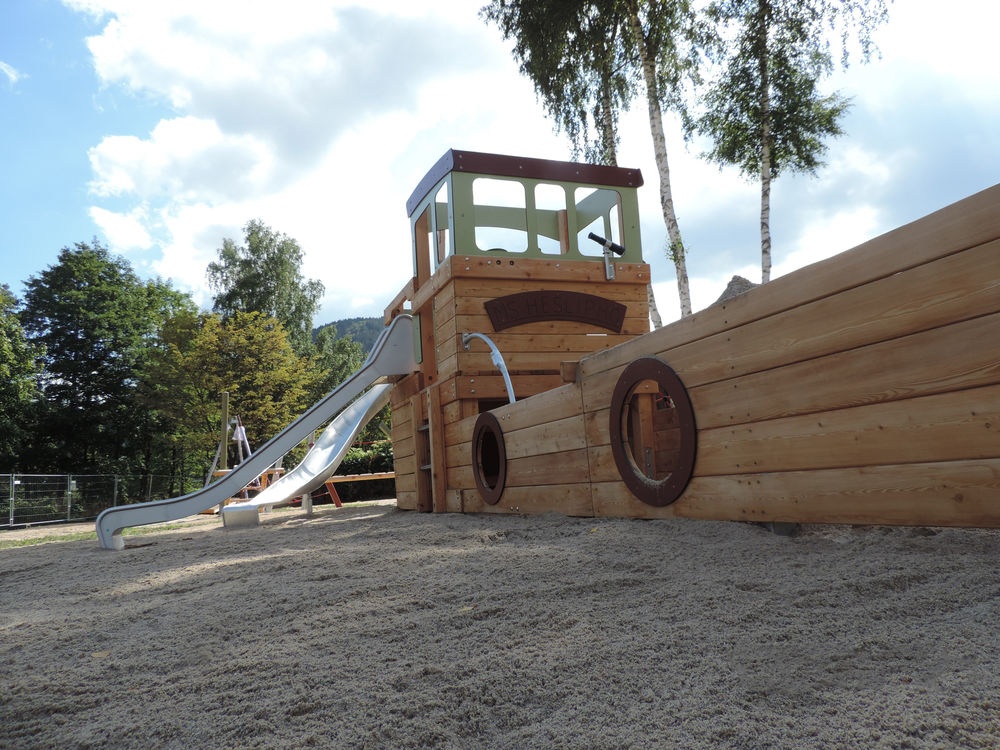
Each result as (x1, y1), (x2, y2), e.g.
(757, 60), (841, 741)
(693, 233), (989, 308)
(384, 149), (1000, 527)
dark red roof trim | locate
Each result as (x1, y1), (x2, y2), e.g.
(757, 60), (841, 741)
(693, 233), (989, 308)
(407, 149), (644, 217)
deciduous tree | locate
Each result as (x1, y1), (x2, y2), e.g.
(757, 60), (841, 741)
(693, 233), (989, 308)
(207, 220), (324, 356)
(0, 284), (41, 469)
(19, 242), (189, 473)
(141, 310), (319, 481)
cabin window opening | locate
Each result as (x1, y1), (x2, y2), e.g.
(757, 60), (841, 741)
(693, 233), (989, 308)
(534, 183), (569, 254)
(431, 181), (451, 268)
(575, 187), (622, 257)
(473, 177), (528, 253)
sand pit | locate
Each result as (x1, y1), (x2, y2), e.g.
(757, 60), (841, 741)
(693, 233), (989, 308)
(2, 502), (999, 748)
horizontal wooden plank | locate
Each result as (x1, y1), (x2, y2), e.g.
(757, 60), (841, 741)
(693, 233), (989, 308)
(505, 448), (591, 487)
(439, 330), (642, 359)
(691, 312), (1000, 428)
(438, 312), (651, 340)
(587, 445), (621, 484)
(446, 464), (475, 491)
(448, 267), (652, 288)
(445, 441), (472, 472)
(390, 373), (424, 407)
(591, 481), (681, 519)
(435, 336), (639, 382)
(581, 365), (628, 415)
(392, 452), (417, 476)
(391, 436), (415, 463)
(328, 472), (396, 483)
(444, 373), (566, 403)
(451, 278), (650, 303)
(580, 184), (1000, 379)
(674, 459), (1000, 527)
(584, 406), (612, 448)
(447, 254), (651, 284)
(460, 483), (595, 516)
(696, 384), (1000, 476)
(454, 297), (649, 324)
(447, 349), (623, 375)
(395, 491), (418, 510)
(487, 383), (583, 433)
(504, 415), (589, 459)
(443, 415), (475, 453)
(393, 472), (417, 494)
(627, 239), (1000, 388)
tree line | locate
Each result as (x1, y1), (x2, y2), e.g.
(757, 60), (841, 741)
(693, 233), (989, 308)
(0, 220), (371, 496)
(483, 0), (891, 320)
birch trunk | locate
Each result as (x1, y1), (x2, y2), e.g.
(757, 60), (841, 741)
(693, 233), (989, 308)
(599, 48), (663, 329)
(627, 5), (692, 317)
(758, 1), (773, 284)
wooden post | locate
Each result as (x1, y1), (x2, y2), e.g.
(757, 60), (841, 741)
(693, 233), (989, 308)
(219, 391), (229, 470)
(218, 391), (229, 515)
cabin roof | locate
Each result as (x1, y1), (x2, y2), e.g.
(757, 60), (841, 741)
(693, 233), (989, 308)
(406, 149), (644, 217)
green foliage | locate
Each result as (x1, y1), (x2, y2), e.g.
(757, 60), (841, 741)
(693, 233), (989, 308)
(338, 439), (394, 475)
(207, 219), (324, 357)
(692, 0), (873, 180)
(311, 324), (364, 400)
(332, 439), (395, 501)
(19, 242), (190, 473)
(0, 285), (41, 469)
(311, 320), (389, 445)
(687, 0), (889, 281)
(484, 0), (703, 317)
(314, 316), (384, 353)
(140, 310), (320, 479)
(483, 0), (638, 164)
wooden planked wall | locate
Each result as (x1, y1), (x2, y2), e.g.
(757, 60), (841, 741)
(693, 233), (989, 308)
(391, 252), (652, 514)
(444, 182), (1000, 527)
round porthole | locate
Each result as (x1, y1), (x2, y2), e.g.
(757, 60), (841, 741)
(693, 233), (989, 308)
(472, 411), (507, 505)
(609, 358), (697, 507)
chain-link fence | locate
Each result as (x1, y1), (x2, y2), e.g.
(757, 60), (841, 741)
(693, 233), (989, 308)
(1, 474), (182, 528)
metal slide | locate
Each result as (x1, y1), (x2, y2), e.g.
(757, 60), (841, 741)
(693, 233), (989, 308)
(220, 382), (392, 529)
(95, 315), (416, 550)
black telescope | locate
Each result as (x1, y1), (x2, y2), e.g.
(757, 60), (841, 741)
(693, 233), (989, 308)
(587, 232), (626, 256)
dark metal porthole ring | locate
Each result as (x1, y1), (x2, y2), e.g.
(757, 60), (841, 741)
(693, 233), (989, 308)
(609, 357), (698, 507)
(472, 411), (507, 505)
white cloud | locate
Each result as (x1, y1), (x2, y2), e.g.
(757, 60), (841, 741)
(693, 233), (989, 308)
(69, 0), (1000, 327)
(89, 205), (153, 250)
(0, 60), (25, 86)
(776, 204), (882, 278)
(89, 116), (274, 200)
(74, 1), (535, 322)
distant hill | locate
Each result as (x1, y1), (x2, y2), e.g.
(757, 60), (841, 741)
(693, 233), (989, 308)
(314, 316), (383, 352)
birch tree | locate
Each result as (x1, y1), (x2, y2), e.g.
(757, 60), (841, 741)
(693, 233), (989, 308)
(208, 219), (324, 356)
(482, 0), (701, 320)
(623, 0), (701, 316)
(692, 0), (890, 282)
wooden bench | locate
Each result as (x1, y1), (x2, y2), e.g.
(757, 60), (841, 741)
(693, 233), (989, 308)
(320, 472), (396, 507)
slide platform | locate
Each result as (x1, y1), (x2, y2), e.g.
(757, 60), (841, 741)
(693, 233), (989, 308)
(95, 315), (416, 550)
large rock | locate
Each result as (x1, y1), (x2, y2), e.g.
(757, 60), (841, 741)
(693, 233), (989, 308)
(714, 275), (759, 304)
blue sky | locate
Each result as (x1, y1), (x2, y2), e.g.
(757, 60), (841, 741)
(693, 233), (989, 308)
(2, 0), (998, 326)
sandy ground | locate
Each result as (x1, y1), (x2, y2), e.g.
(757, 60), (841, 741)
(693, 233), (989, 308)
(2, 502), (999, 749)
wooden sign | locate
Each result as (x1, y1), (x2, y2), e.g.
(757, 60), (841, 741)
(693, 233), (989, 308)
(485, 290), (627, 332)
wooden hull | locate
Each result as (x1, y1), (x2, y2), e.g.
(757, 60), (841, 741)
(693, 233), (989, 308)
(393, 183), (1000, 527)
